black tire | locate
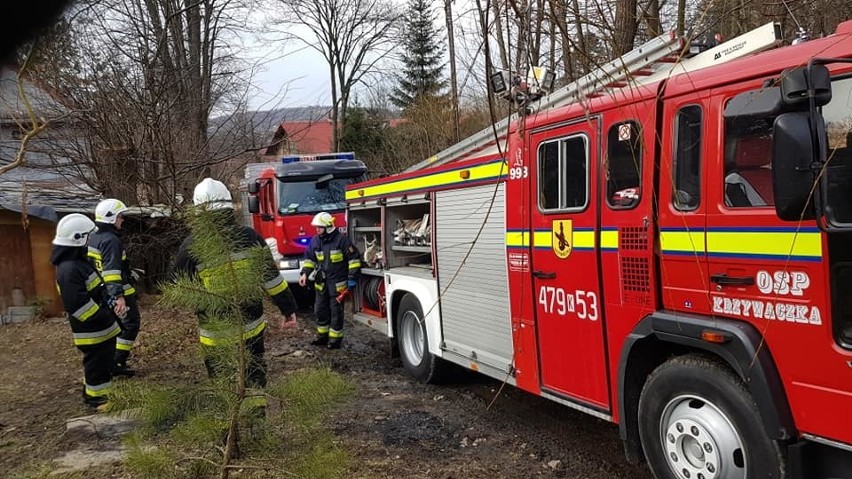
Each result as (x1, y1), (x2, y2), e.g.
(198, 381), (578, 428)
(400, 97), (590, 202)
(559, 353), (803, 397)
(396, 293), (446, 383)
(638, 355), (784, 479)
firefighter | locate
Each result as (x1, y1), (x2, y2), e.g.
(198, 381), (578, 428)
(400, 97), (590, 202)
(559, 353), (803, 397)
(299, 211), (362, 349)
(87, 198), (140, 377)
(171, 178), (298, 392)
(51, 213), (123, 409)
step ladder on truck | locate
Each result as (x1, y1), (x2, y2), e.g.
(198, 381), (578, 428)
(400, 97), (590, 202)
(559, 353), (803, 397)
(347, 20), (852, 478)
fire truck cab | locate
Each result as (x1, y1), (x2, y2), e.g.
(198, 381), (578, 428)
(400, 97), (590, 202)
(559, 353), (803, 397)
(245, 152), (367, 289)
(345, 21), (852, 479)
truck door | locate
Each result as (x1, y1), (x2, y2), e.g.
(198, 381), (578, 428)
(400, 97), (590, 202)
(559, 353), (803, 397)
(530, 117), (609, 410)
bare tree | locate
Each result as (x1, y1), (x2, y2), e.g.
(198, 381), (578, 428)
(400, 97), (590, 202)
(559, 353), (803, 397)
(24, 0), (266, 206)
(273, 0), (400, 150)
(445, 0), (461, 143)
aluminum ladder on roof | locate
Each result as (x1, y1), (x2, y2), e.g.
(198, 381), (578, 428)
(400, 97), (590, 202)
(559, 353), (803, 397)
(403, 22), (782, 173)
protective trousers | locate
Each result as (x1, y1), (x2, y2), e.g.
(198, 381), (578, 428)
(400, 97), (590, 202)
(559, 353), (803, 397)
(79, 337), (116, 404)
(202, 332), (267, 389)
(115, 294), (140, 365)
(314, 285), (344, 341)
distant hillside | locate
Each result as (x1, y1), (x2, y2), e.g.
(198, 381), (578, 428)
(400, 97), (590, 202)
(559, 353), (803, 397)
(211, 106), (333, 134)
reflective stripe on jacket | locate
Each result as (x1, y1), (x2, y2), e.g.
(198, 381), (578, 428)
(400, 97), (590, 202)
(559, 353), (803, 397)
(170, 212), (298, 336)
(87, 224), (136, 297)
(299, 229), (361, 286)
(52, 245), (122, 347)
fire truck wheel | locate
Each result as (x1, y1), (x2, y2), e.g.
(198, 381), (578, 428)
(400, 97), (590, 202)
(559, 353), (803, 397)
(638, 354), (784, 479)
(396, 293), (443, 383)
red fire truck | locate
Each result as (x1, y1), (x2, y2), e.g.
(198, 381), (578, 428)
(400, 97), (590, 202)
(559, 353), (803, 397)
(345, 21), (852, 478)
(245, 152), (367, 297)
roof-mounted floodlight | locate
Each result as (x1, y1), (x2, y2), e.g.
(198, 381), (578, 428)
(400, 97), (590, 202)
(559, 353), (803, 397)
(489, 71), (510, 95)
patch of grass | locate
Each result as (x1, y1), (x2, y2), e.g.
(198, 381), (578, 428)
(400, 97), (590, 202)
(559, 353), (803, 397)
(290, 431), (349, 479)
(171, 411), (228, 447)
(9, 461), (52, 479)
(124, 434), (178, 479)
(269, 365), (356, 432)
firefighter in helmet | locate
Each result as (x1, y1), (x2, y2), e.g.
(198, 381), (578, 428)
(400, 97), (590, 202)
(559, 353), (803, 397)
(299, 211), (362, 349)
(51, 213), (122, 409)
(87, 198), (140, 377)
(171, 178), (298, 391)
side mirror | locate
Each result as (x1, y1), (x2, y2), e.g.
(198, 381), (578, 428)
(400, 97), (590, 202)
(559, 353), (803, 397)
(780, 65), (831, 109)
(248, 196), (260, 214)
(772, 112), (818, 221)
(248, 181), (260, 194)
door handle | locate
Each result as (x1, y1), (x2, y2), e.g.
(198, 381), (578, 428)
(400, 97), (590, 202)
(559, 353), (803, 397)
(710, 273), (754, 286)
(533, 270), (557, 279)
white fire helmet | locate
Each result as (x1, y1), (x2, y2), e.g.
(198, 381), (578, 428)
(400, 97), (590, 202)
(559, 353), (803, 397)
(193, 178), (233, 210)
(95, 198), (128, 224)
(53, 213), (96, 247)
(311, 211), (335, 234)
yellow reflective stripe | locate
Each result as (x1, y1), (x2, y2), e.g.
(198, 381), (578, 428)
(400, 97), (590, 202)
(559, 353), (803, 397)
(199, 318), (267, 346)
(335, 281), (347, 292)
(116, 338), (134, 351)
(348, 259), (361, 270)
(87, 247), (103, 260)
(85, 272), (102, 291)
(73, 323), (121, 345)
(244, 319), (267, 340)
(317, 326), (329, 334)
(329, 329), (343, 339)
(315, 282), (325, 291)
(599, 229), (618, 250)
(506, 230), (530, 248)
(706, 228), (822, 260)
(85, 381), (112, 397)
(660, 229), (706, 255)
(330, 250), (344, 262)
(574, 229), (595, 249)
(533, 230), (550, 248)
(102, 269), (122, 282)
(303, 260), (316, 269)
(316, 252), (325, 261)
(346, 158), (507, 200)
(264, 274), (288, 296)
(242, 392), (267, 410)
(123, 285), (136, 296)
(73, 299), (100, 321)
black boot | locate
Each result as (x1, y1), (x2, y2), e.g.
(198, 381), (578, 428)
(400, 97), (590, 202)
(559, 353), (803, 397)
(327, 338), (342, 350)
(113, 362), (137, 377)
(310, 334), (329, 346)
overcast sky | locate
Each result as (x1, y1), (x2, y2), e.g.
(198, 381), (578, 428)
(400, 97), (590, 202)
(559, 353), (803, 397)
(249, 42), (331, 111)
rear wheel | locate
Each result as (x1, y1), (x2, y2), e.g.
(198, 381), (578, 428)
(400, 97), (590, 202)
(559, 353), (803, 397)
(638, 355), (784, 479)
(396, 293), (445, 383)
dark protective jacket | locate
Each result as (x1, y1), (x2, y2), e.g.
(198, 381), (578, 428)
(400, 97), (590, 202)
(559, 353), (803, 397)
(300, 228), (361, 293)
(87, 223), (136, 298)
(171, 210), (298, 345)
(51, 245), (122, 347)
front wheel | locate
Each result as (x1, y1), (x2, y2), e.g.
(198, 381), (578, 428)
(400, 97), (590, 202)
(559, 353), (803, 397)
(638, 355), (784, 479)
(396, 293), (446, 383)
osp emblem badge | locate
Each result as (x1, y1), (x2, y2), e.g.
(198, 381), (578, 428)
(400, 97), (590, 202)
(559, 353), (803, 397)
(552, 219), (572, 259)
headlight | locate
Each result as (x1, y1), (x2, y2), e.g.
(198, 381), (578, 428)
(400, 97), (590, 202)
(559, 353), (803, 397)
(279, 259), (300, 269)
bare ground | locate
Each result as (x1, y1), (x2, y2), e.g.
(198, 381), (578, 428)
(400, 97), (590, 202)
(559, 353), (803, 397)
(0, 295), (652, 478)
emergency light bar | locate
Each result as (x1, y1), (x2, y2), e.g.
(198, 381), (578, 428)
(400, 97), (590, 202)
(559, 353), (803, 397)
(281, 152), (356, 164)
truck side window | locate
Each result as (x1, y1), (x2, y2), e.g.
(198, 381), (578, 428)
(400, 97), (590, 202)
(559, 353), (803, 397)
(723, 115), (774, 208)
(538, 135), (588, 211)
(260, 180), (275, 215)
(673, 106), (702, 211)
(606, 121), (642, 208)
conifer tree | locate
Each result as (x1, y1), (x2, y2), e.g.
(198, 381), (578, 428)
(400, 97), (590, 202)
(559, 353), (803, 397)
(391, 0), (447, 110)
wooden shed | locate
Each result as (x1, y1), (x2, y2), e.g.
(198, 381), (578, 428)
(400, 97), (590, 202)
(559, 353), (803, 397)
(0, 205), (63, 317)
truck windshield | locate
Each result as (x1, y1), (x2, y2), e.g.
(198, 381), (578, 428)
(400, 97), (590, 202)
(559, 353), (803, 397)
(277, 178), (352, 214)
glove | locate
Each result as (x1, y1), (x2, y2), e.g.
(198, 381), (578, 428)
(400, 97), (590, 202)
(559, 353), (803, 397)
(347, 279), (357, 289)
